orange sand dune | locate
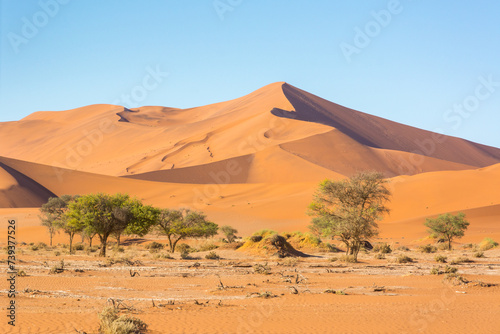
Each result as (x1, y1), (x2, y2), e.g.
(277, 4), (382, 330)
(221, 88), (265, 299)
(1, 82), (499, 180)
(0, 156), (499, 242)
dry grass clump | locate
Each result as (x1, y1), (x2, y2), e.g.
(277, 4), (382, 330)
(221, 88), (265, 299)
(145, 242), (164, 253)
(205, 251), (220, 260)
(199, 242), (218, 252)
(373, 243), (392, 254)
(98, 306), (147, 334)
(449, 257), (473, 265)
(479, 238), (498, 251)
(473, 251), (485, 258)
(435, 255), (447, 263)
(395, 255), (413, 263)
(339, 255), (356, 263)
(396, 245), (410, 251)
(373, 253), (385, 259)
(418, 244), (437, 253)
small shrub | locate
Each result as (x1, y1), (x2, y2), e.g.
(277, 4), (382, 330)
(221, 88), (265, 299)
(98, 306), (147, 334)
(479, 238), (498, 251)
(254, 263), (271, 275)
(373, 243), (392, 254)
(396, 255), (413, 263)
(339, 255), (356, 263)
(199, 243), (218, 252)
(449, 257), (473, 265)
(73, 243), (85, 251)
(17, 270), (27, 277)
(374, 253), (385, 259)
(30, 244), (39, 251)
(154, 253), (173, 260)
(473, 251), (485, 258)
(444, 265), (458, 274)
(329, 256), (338, 262)
(397, 246), (410, 252)
(249, 235), (263, 243)
(435, 255), (447, 263)
(145, 242), (164, 251)
(180, 250), (191, 259)
(49, 260), (65, 274)
(430, 267), (441, 275)
(437, 243), (449, 251)
(418, 244), (437, 253)
(462, 243), (476, 249)
(54, 251), (61, 256)
(205, 251), (220, 260)
(177, 243), (191, 254)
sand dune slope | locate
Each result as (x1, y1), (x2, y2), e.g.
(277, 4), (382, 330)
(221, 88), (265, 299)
(0, 161), (56, 208)
(0, 155), (499, 241)
(1, 82), (499, 180)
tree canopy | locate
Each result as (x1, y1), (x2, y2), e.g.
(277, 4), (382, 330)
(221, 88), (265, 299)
(308, 172), (391, 261)
(154, 208), (218, 252)
(424, 212), (469, 250)
(65, 193), (158, 256)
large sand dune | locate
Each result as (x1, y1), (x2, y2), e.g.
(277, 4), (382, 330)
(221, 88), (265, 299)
(0, 82), (499, 240)
(1, 82), (499, 179)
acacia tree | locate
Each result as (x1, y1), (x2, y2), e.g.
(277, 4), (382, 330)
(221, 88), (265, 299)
(308, 172), (391, 262)
(66, 193), (157, 256)
(424, 212), (469, 250)
(39, 195), (76, 246)
(155, 209), (218, 253)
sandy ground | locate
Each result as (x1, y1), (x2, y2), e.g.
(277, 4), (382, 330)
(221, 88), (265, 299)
(1, 242), (499, 334)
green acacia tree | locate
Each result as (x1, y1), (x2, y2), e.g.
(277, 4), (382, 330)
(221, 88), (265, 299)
(424, 212), (469, 250)
(308, 172), (391, 262)
(40, 195), (81, 249)
(155, 208), (218, 253)
(65, 193), (158, 256)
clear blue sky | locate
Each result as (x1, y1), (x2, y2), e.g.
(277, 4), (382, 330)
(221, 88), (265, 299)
(1, 0), (499, 147)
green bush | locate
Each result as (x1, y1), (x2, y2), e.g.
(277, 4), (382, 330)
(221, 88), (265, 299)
(177, 243), (191, 254)
(479, 238), (498, 251)
(73, 243), (85, 251)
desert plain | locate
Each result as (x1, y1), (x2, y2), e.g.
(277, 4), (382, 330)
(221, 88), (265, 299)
(1, 82), (500, 333)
